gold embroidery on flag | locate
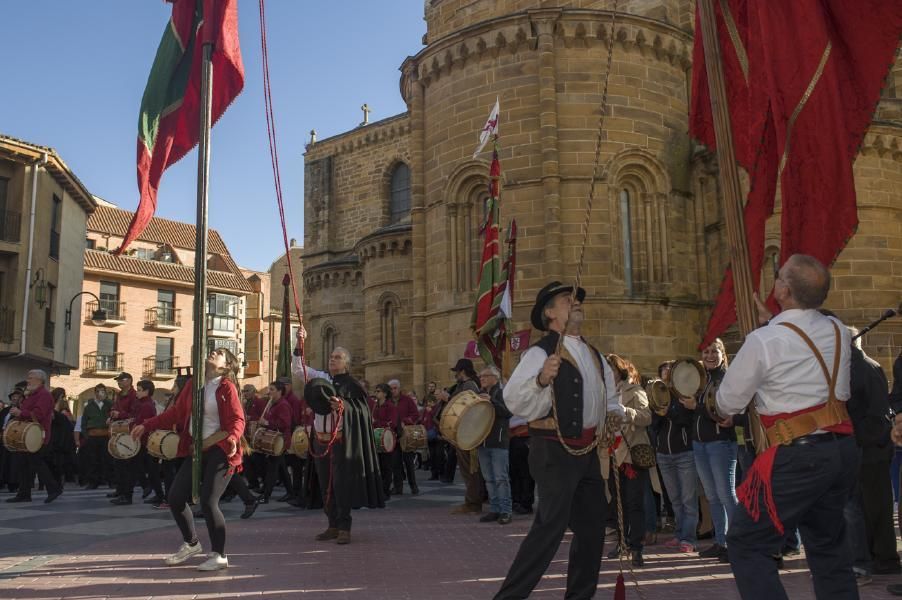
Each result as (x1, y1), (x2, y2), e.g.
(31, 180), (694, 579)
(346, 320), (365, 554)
(719, 0), (748, 82)
(778, 42), (833, 178)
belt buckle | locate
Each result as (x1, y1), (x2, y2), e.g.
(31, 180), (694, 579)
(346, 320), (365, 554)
(772, 419), (794, 446)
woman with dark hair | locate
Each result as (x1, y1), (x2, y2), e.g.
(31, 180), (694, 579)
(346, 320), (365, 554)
(131, 348), (244, 571)
(371, 383), (397, 499)
(49, 388), (76, 488)
(259, 380), (292, 504)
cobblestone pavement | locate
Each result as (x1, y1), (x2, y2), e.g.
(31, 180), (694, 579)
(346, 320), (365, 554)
(0, 479), (899, 599)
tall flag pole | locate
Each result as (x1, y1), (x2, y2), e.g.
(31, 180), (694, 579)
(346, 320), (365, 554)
(500, 219), (517, 378)
(471, 98), (508, 367)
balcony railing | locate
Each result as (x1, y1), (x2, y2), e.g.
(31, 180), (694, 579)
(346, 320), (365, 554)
(145, 306), (181, 329)
(0, 210), (21, 243)
(143, 355), (178, 378)
(207, 338), (239, 356)
(0, 306), (14, 343)
(83, 351), (123, 374)
(88, 300), (126, 323)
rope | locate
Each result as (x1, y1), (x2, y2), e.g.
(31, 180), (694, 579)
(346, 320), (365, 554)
(258, 0), (307, 383)
(308, 400), (345, 508)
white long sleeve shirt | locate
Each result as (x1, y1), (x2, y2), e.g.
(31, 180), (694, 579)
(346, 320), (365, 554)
(292, 356), (341, 433)
(716, 308), (851, 418)
(188, 376), (223, 440)
(504, 335), (623, 427)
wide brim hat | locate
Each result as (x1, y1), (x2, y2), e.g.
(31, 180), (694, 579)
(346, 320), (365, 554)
(450, 358), (474, 373)
(530, 281), (586, 331)
(303, 377), (336, 416)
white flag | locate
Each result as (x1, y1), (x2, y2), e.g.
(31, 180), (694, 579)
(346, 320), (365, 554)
(473, 97), (500, 158)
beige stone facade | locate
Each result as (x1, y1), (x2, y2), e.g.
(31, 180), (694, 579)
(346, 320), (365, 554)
(302, 0), (902, 391)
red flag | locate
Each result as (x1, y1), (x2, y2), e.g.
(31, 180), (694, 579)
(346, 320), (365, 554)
(692, 0), (902, 347)
(508, 329), (530, 353)
(117, 0), (244, 253)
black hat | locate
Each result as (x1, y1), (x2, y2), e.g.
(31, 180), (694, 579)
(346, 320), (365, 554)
(450, 358), (474, 373)
(114, 372), (133, 381)
(530, 281), (586, 331)
(303, 377), (336, 416)
(7, 382), (25, 400)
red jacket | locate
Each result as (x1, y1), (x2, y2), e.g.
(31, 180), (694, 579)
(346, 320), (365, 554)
(112, 388), (136, 419)
(132, 397), (157, 430)
(371, 401), (398, 430)
(246, 395), (268, 421)
(285, 391), (307, 428)
(141, 377), (245, 471)
(18, 386), (53, 446)
(393, 394), (419, 427)
(263, 397), (292, 447)
(422, 405), (438, 431)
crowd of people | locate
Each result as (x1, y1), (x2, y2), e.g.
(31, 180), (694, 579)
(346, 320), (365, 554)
(1, 255), (901, 597)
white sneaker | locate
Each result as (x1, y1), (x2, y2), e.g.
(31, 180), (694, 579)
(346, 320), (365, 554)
(197, 552), (229, 571)
(164, 541), (203, 565)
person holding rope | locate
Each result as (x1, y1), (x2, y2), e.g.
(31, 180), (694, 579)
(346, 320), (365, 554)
(292, 329), (385, 545)
(494, 282), (623, 600)
(716, 254), (858, 599)
(130, 348), (244, 572)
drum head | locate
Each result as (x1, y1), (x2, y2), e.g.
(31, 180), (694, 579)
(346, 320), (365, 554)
(23, 424), (43, 453)
(159, 432), (180, 460)
(110, 433), (139, 459)
(671, 359), (704, 398)
(647, 380), (671, 409)
(456, 401), (496, 450)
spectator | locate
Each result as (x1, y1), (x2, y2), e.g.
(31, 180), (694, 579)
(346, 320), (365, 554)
(477, 366), (513, 525)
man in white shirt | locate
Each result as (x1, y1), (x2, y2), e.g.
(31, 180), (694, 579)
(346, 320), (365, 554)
(716, 254), (858, 599)
(494, 281), (623, 600)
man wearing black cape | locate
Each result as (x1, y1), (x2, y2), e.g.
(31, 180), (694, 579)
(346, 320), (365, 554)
(293, 330), (384, 545)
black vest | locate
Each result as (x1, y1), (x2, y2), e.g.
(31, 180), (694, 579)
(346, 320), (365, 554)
(532, 332), (605, 439)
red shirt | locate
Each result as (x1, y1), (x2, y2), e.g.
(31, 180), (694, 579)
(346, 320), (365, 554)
(18, 386), (53, 446)
(264, 397), (293, 447)
(246, 396), (268, 421)
(421, 405), (438, 431)
(393, 394), (419, 427)
(371, 401), (398, 430)
(132, 397), (157, 429)
(141, 377), (245, 471)
(285, 391), (305, 428)
(112, 387), (137, 419)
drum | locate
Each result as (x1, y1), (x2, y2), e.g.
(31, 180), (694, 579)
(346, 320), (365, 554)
(439, 390), (495, 451)
(703, 384), (720, 421)
(252, 428), (285, 456)
(374, 427), (396, 453)
(290, 427), (309, 457)
(109, 419), (134, 435)
(146, 430), (180, 460)
(645, 379), (671, 415)
(671, 359), (705, 398)
(400, 424), (427, 452)
(108, 433), (140, 460)
(3, 421), (44, 453)
(246, 420), (259, 440)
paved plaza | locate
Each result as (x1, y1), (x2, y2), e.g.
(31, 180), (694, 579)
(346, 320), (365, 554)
(0, 480), (900, 599)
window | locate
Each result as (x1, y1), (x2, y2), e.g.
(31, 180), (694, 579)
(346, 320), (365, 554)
(157, 289), (175, 324)
(134, 248), (156, 260)
(97, 331), (118, 371)
(206, 293), (238, 332)
(155, 337), (174, 372)
(620, 189), (634, 296)
(380, 296), (399, 355)
(322, 325), (338, 364)
(0, 177), (16, 243)
(85, 238), (96, 250)
(49, 195), (61, 259)
(43, 283), (55, 349)
(99, 281), (120, 318)
(389, 163), (411, 223)
(0, 177), (7, 216)
(207, 337), (238, 357)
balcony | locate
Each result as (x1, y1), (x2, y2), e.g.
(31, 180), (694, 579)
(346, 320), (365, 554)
(0, 306), (14, 343)
(206, 314), (237, 337)
(83, 351), (123, 375)
(145, 306), (181, 331)
(0, 210), (21, 243)
(142, 355), (179, 379)
(87, 300), (126, 326)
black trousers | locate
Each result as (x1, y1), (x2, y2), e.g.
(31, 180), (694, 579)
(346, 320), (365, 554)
(509, 436), (535, 509)
(16, 446), (60, 498)
(227, 472), (258, 504)
(609, 465), (649, 551)
(391, 447), (418, 492)
(378, 451), (393, 496)
(859, 459), (900, 569)
(80, 436), (111, 485)
(313, 438), (352, 531)
(263, 454), (285, 500)
(439, 440), (457, 482)
(129, 448), (164, 499)
(494, 438), (608, 600)
(285, 454), (305, 498)
(728, 435), (860, 600)
(168, 446), (232, 555)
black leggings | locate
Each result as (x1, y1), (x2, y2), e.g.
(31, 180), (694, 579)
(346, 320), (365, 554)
(168, 446), (232, 555)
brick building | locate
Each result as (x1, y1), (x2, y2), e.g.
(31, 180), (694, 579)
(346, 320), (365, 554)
(53, 201), (251, 406)
(301, 0), (902, 391)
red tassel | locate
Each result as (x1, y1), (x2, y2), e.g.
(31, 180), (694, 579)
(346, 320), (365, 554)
(613, 573), (626, 600)
(735, 446), (784, 535)
(621, 463), (637, 480)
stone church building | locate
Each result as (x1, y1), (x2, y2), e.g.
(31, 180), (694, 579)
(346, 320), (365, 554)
(301, 0), (902, 391)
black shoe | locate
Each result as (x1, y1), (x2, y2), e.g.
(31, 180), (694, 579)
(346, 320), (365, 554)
(220, 493), (236, 503)
(393, 488), (403, 495)
(631, 550), (644, 567)
(258, 496), (270, 504)
(110, 496), (132, 505)
(699, 543), (724, 558)
(479, 512), (500, 523)
(887, 584), (902, 596)
(142, 487), (153, 499)
(240, 500), (260, 519)
(717, 548), (730, 564)
(5, 496), (30, 503)
(874, 562), (902, 575)
(144, 495), (164, 505)
(288, 498), (306, 508)
(106, 491), (119, 498)
(498, 513), (512, 525)
(512, 504), (533, 515)
(428, 475), (439, 481)
(85, 483), (99, 490)
(411, 487), (420, 496)
(45, 489), (62, 504)
(780, 545), (801, 557)
(276, 493), (293, 502)
(607, 546), (624, 560)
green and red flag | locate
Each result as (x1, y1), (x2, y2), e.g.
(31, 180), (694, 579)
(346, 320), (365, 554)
(117, 0), (244, 253)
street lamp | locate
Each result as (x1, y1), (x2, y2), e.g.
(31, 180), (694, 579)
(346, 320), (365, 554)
(65, 291), (107, 330)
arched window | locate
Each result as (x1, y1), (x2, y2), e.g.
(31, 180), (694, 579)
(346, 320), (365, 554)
(322, 325), (338, 364)
(380, 297), (399, 355)
(389, 163), (411, 223)
(619, 189), (634, 296)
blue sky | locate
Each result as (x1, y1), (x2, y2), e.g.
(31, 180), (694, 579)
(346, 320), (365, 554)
(1, 1), (426, 271)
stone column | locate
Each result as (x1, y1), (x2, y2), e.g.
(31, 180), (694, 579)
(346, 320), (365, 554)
(530, 9), (562, 280)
